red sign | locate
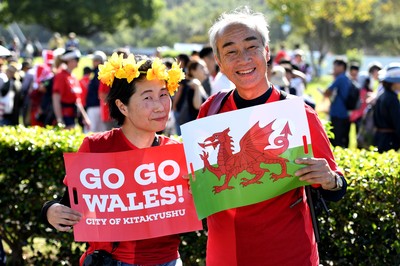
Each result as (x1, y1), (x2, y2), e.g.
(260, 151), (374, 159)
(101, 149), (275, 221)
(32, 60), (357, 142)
(64, 144), (202, 242)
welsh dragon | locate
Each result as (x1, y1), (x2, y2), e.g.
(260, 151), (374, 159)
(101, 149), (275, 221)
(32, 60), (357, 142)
(198, 119), (291, 194)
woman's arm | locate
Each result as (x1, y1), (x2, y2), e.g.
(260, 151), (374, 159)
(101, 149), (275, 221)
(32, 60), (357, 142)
(41, 187), (82, 231)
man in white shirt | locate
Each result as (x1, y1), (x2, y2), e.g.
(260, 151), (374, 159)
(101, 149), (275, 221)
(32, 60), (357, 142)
(199, 46), (235, 95)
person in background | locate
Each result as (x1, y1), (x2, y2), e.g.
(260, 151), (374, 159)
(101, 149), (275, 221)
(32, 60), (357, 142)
(79, 66), (91, 108)
(52, 48), (90, 129)
(65, 32), (79, 50)
(359, 61), (382, 92)
(323, 58), (352, 148)
(79, 66), (91, 131)
(291, 48), (313, 83)
(19, 59), (33, 125)
(48, 32), (65, 50)
(349, 62), (360, 83)
(171, 53), (191, 135)
(35, 48), (65, 127)
(0, 63), (22, 126)
(184, 60), (209, 121)
(348, 62), (369, 134)
(85, 50), (107, 133)
(42, 53), (185, 266)
(270, 64), (291, 93)
(197, 6), (347, 265)
(99, 48), (130, 131)
(199, 46), (234, 95)
(273, 43), (290, 65)
(373, 64), (400, 153)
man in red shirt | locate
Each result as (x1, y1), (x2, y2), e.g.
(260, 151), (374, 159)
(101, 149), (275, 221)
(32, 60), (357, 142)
(52, 48), (90, 129)
(198, 7), (347, 266)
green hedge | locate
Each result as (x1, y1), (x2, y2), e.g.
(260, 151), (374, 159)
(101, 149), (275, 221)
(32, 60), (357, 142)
(0, 126), (399, 265)
(0, 125), (85, 265)
(318, 147), (400, 265)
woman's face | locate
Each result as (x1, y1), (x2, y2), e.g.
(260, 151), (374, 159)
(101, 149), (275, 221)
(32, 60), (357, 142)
(119, 78), (171, 134)
(192, 62), (208, 81)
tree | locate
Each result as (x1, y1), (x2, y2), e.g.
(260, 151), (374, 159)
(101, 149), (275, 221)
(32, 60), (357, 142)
(266, 0), (378, 76)
(100, 0), (273, 49)
(0, 0), (164, 36)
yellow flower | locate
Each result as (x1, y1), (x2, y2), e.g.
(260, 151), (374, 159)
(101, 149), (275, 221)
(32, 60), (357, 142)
(98, 53), (124, 86)
(167, 61), (185, 95)
(98, 53), (185, 96)
(167, 81), (179, 96)
(123, 54), (146, 83)
(147, 58), (168, 81)
(98, 63), (114, 86)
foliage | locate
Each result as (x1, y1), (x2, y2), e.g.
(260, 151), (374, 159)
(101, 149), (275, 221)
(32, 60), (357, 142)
(265, 0), (383, 77)
(0, 0), (164, 36)
(266, 0), (376, 45)
(0, 126), (399, 265)
(0, 125), (85, 265)
(367, 0), (400, 55)
(318, 147), (400, 265)
(97, 0), (272, 48)
(346, 48), (364, 66)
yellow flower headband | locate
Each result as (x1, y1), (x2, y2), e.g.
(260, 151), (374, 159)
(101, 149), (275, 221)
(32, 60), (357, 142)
(98, 52), (185, 96)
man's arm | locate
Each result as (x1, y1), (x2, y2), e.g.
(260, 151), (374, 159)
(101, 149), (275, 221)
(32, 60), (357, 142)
(52, 93), (63, 124)
(323, 88), (333, 98)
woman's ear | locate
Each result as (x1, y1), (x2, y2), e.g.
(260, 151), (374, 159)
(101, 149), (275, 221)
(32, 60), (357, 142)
(115, 99), (127, 115)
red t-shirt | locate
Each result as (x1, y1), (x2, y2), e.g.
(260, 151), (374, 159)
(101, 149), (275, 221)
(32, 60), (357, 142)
(99, 82), (112, 122)
(79, 74), (90, 107)
(197, 87), (339, 266)
(66, 129), (181, 265)
(53, 69), (82, 117)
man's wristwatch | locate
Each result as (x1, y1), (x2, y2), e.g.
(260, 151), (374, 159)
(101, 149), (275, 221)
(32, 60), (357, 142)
(330, 173), (344, 191)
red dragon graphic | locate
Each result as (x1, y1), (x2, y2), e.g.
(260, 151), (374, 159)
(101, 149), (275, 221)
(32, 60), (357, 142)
(198, 120), (291, 193)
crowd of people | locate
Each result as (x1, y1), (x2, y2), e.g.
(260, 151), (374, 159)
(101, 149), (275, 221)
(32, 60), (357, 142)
(0, 5), (398, 265)
(322, 58), (400, 152)
(0, 28), (398, 153)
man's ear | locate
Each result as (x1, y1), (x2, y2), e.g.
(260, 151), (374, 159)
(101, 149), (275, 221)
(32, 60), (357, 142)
(265, 45), (270, 62)
(215, 54), (223, 74)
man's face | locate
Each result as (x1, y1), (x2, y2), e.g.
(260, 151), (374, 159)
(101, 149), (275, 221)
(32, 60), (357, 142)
(215, 23), (270, 96)
(201, 54), (216, 74)
(333, 63), (345, 77)
(350, 69), (359, 80)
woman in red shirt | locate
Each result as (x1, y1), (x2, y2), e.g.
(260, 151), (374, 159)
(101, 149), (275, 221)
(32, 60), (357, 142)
(42, 53), (185, 266)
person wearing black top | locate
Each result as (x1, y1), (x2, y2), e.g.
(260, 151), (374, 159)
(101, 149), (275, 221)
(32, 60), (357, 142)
(373, 64), (400, 153)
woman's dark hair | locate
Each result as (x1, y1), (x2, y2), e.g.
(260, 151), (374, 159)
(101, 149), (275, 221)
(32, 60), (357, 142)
(106, 55), (153, 126)
(186, 60), (202, 79)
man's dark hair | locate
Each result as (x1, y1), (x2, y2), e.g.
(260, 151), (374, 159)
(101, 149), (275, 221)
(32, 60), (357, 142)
(199, 46), (214, 58)
(350, 63), (360, 71)
(333, 58), (348, 71)
(177, 53), (190, 68)
(83, 66), (92, 75)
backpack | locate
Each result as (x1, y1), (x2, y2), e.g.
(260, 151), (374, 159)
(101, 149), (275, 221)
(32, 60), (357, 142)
(356, 104), (376, 149)
(342, 80), (361, 110)
(36, 77), (55, 126)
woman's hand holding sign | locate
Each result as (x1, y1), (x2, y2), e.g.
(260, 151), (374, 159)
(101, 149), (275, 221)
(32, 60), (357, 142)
(47, 203), (82, 232)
